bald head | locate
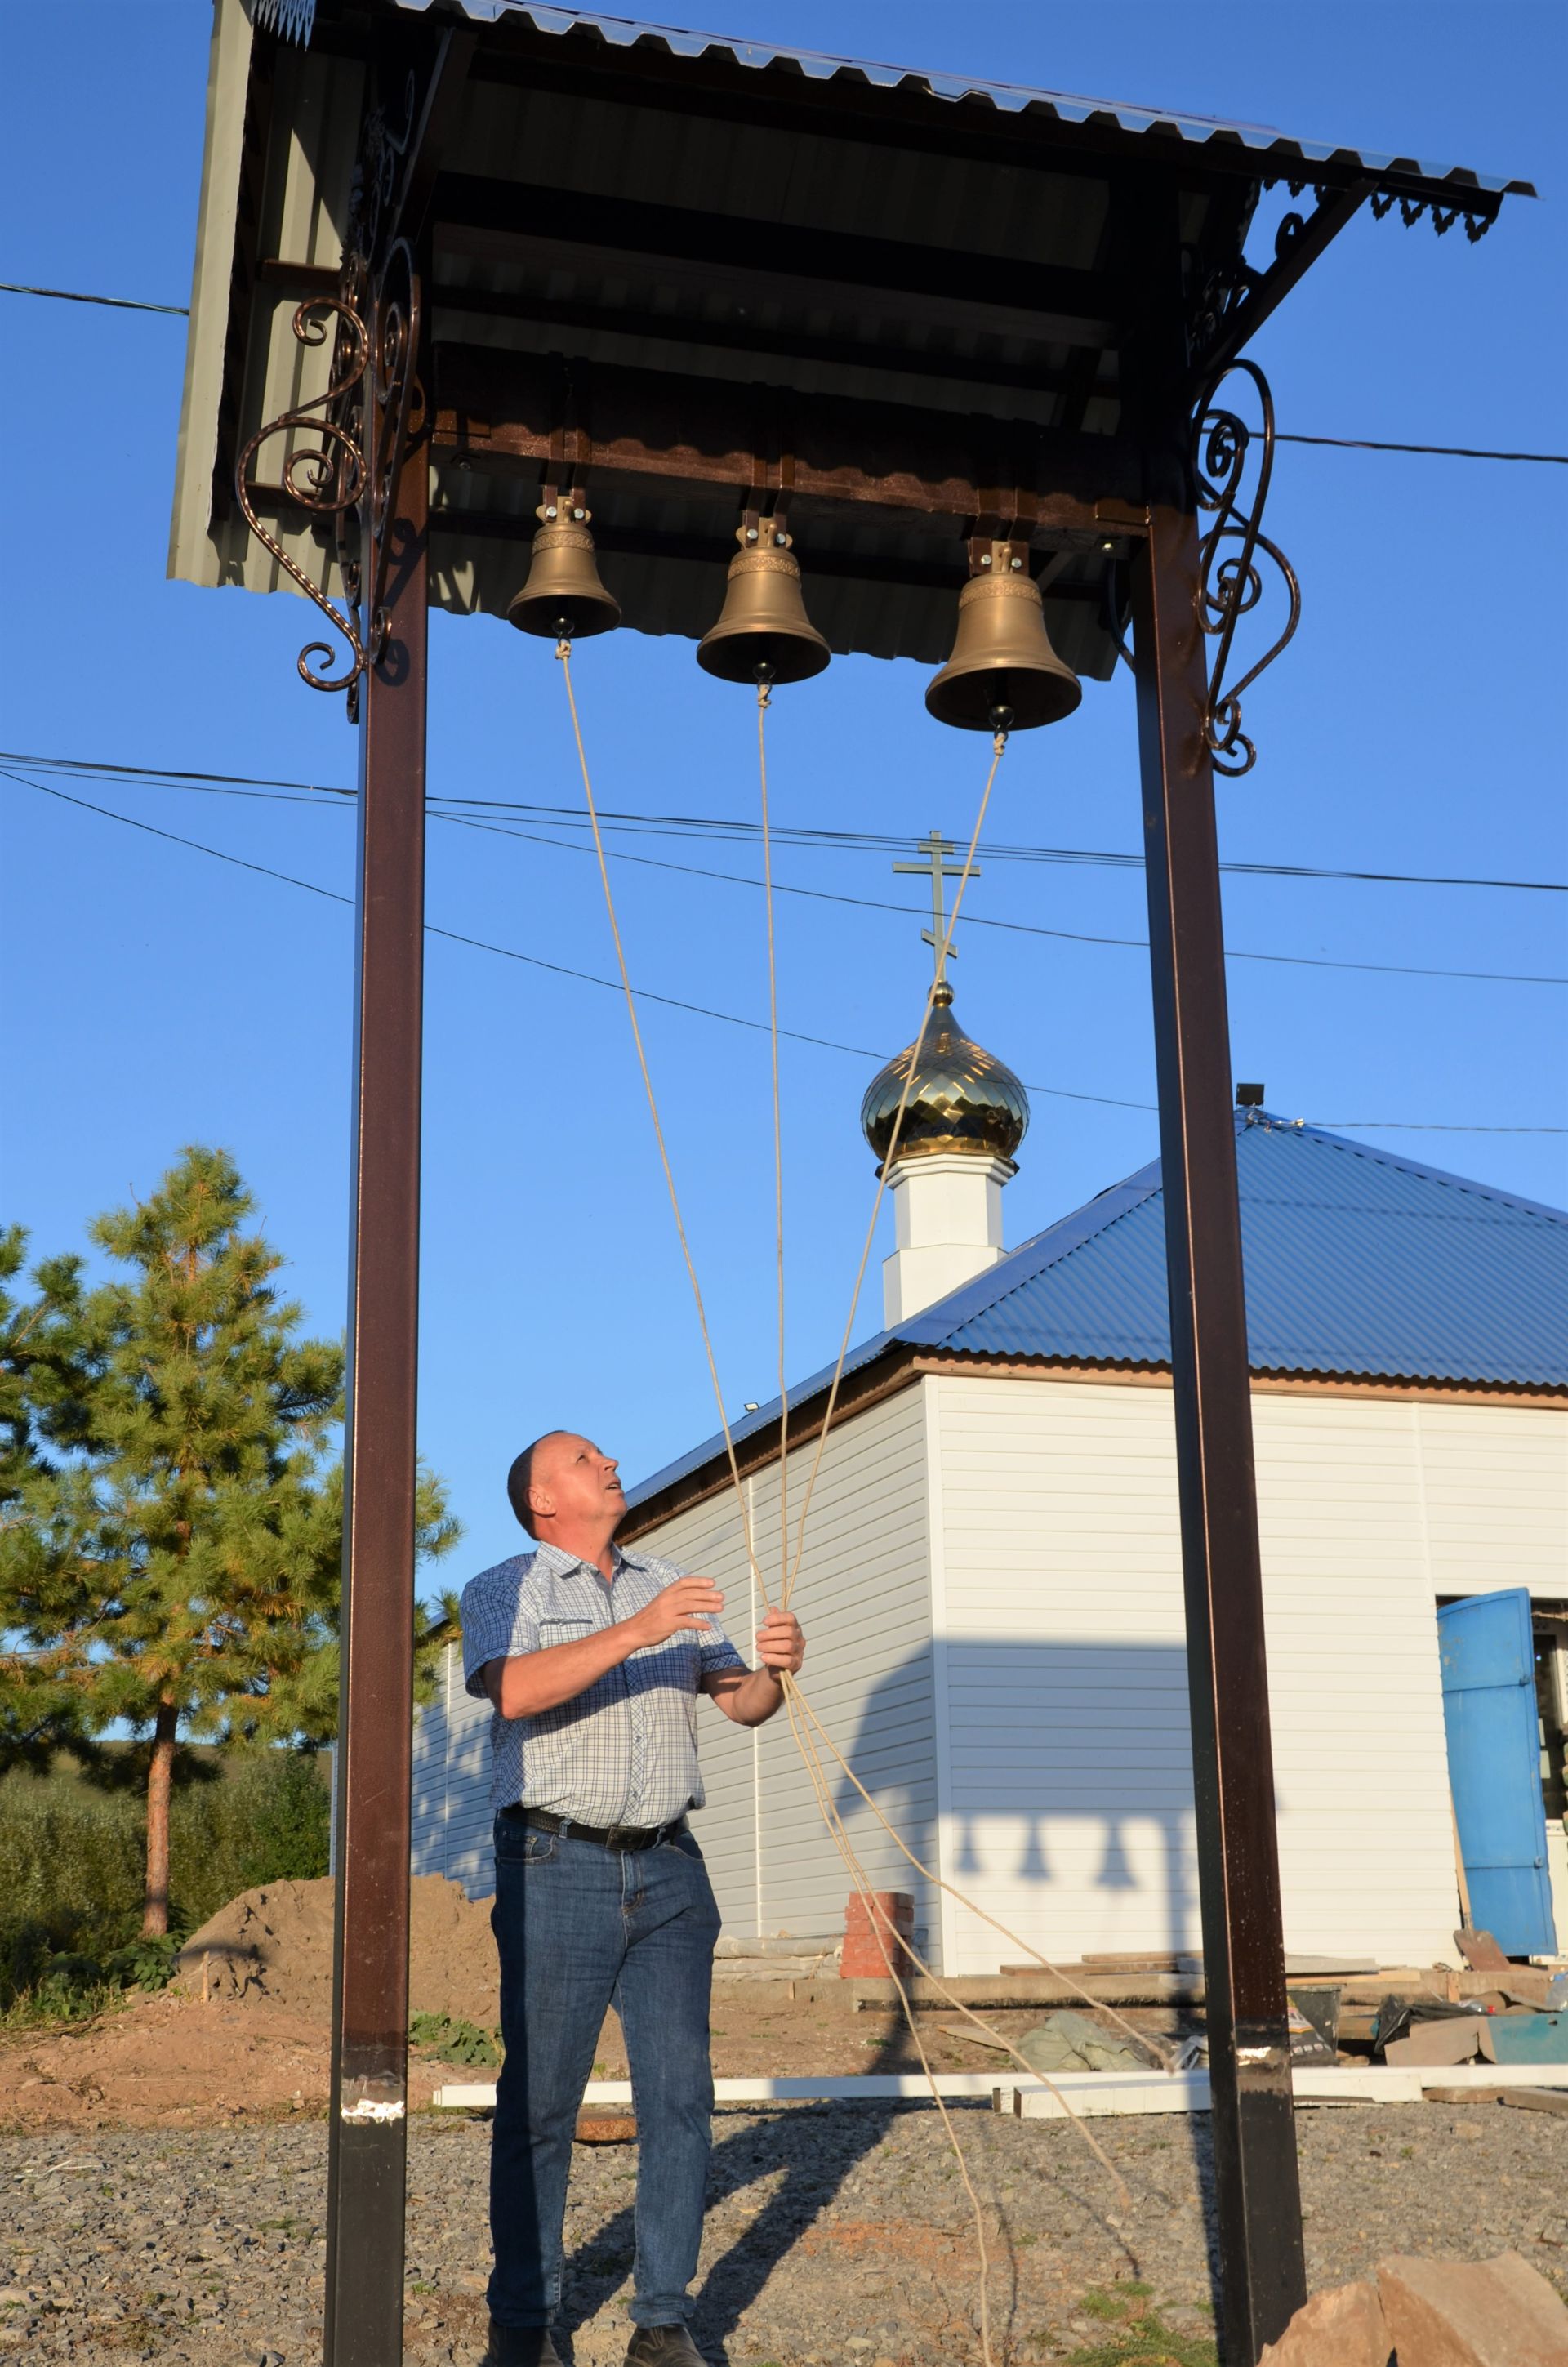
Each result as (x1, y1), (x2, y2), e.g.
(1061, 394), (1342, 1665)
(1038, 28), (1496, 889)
(507, 1431), (626, 1549)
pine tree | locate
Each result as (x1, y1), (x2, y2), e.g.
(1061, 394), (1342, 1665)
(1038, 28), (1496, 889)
(0, 1149), (460, 1932)
(0, 1226), (100, 1767)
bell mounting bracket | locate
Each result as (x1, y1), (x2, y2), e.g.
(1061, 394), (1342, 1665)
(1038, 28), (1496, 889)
(966, 534), (1031, 578)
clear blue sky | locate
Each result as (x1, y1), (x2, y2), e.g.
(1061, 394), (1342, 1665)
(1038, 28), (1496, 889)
(3, 1), (1564, 1589)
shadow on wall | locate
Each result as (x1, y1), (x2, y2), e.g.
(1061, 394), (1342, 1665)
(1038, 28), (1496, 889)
(835, 1641), (1200, 1962)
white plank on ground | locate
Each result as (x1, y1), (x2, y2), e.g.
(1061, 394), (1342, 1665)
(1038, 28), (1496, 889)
(431, 2062), (1568, 2116)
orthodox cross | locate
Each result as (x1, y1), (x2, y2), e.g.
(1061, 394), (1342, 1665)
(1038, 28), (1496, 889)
(893, 828), (979, 985)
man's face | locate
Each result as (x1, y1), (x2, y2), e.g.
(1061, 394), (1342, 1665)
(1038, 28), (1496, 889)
(530, 1433), (625, 1532)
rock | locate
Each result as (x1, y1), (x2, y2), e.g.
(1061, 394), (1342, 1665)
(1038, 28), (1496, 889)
(1016, 2010), (1148, 2075)
(575, 2112), (637, 2144)
(1258, 2280), (1392, 2365)
(1376, 2250), (1568, 2365)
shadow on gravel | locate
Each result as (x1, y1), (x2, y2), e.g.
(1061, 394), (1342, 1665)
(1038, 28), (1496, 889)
(556, 2021), (911, 2360)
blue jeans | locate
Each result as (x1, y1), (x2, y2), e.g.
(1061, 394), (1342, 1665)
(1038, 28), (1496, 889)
(488, 1816), (722, 2329)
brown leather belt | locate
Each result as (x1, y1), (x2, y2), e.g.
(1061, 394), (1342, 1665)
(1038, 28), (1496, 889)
(502, 1803), (688, 1853)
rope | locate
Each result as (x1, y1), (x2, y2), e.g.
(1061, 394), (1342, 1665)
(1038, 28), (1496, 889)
(787, 1680), (1175, 2070)
(780, 729), (1004, 1611)
(555, 640), (765, 1600)
(552, 647), (1155, 2360)
(756, 680), (790, 1594)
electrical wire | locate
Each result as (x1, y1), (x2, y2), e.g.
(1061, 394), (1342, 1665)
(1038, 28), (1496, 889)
(1276, 432), (1566, 465)
(437, 808), (1568, 990)
(5, 751), (1562, 987)
(0, 280), (189, 316)
(7, 748), (1564, 896)
(8, 282), (1565, 467)
(7, 767), (1564, 1136)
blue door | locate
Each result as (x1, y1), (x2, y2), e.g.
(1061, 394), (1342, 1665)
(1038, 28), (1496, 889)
(1438, 1589), (1554, 1958)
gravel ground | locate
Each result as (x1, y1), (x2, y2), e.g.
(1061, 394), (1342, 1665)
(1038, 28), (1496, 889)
(3, 2098), (1566, 2366)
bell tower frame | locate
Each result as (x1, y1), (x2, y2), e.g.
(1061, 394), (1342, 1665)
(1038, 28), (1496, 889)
(175, 7), (1533, 2360)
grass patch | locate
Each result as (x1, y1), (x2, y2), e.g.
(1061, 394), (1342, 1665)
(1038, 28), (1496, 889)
(408, 2010), (502, 2068)
(1073, 2300), (1220, 2367)
(1058, 2285), (1217, 2367)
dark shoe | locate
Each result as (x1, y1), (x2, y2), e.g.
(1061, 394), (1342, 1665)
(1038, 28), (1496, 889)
(483, 2324), (564, 2367)
(626, 2329), (707, 2367)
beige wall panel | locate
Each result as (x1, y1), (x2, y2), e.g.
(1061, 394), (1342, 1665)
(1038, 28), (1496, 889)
(930, 1375), (1566, 1973)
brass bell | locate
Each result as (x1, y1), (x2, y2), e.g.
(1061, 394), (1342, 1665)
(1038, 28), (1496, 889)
(507, 497), (621, 640)
(696, 519), (831, 685)
(925, 542), (1081, 732)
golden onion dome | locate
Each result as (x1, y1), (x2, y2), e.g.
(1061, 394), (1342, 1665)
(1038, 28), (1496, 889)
(860, 983), (1030, 1170)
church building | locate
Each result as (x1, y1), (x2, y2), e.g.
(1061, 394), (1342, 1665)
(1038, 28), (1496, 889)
(412, 973), (1568, 1975)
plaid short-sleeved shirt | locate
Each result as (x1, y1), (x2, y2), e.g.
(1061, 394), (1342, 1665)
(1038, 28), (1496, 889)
(459, 1541), (747, 1823)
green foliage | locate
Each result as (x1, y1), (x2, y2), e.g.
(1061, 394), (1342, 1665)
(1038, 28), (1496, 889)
(0, 1147), (460, 1925)
(231, 1746), (332, 1886)
(408, 2010), (503, 2068)
(1060, 2284), (1218, 2367)
(0, 1750), (329, 2012)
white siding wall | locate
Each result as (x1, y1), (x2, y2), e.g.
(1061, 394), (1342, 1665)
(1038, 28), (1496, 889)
(631, 1386), (938, 1958)
(411, 1643), (496, 1897)
(933, 1375), (1568, 1975)
(616, 1489), (761, 1940)
(408, 1383), (1566, 1959)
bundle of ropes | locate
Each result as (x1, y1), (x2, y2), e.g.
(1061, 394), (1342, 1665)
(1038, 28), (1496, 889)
(555, 641), (1174, 2360)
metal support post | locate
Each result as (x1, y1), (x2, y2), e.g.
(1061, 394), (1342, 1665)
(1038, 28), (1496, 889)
(1131, 501), (1307, 2364)
(323, 305), (430, 2367)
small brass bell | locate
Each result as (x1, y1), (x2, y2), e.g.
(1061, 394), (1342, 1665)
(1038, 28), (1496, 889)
(925, 542), (1081, 731)
(696, 519), (831, 686)
(507, 497), (621, 640)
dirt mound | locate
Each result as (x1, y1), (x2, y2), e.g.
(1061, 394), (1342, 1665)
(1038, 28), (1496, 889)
(173, 1874), (499, 2026)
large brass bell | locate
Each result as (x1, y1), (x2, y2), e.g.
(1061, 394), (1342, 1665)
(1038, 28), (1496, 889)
(697, 519), (831, 685)
(925, 542), (1081, 731)
(507, 496), (621, 640)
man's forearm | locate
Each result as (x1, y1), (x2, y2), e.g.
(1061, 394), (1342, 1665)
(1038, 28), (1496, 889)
(709, 1665), (787, 1727)
(486, 1620), (644, 1719)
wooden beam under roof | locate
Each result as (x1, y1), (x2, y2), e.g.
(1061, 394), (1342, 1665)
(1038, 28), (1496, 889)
(431, 342), (1147, 533)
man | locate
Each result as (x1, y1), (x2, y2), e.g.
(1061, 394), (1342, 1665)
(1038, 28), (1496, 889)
(461, 1430), (806, 2367)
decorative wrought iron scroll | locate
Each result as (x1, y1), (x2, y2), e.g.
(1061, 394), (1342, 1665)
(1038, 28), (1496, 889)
(235, 285), (372, 703)
(234, 239), (422, 720)
(1189, 358), (1300, 778)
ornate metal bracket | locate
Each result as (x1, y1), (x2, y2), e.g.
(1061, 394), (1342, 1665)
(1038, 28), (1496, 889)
(234, 51), (425, 722)
(1370, 187), (1493, 243)
(1189, 358), (1300, 778)
(234, 239), (421, 721)
(235, 283), (372, 704)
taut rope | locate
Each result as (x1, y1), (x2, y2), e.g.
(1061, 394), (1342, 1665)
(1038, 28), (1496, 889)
(552, 642), (1160, 2361)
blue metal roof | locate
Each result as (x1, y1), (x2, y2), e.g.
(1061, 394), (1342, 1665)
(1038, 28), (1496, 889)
(626, 1116), (1568, 1509)
(395, 5), (1536, 202)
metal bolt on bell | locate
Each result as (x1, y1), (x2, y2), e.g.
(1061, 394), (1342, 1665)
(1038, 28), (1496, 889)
(925, 542), (1082, 732)
(507, 498), (621, 640)
(696, 519), (831, 686)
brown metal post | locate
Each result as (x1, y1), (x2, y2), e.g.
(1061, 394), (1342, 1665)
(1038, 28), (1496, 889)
(1130, 501), (1306, 2362)
(323, 304), (430, 2365)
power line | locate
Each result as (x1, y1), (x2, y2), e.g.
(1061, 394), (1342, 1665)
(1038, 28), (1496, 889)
(7, 282), (1564, 466)
(9, 751), (1563, 987)
(1276, 432), (1566, 466)
(6, 769), (1122, 1096)
(18, 747), (1561, 989)
(0, 280), (189, 317)
(8, 767), (1563, 1137)
(5, 749), (1564, 897)
(437, 808), (1568, 989)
